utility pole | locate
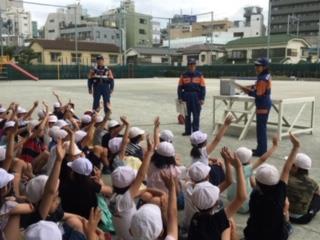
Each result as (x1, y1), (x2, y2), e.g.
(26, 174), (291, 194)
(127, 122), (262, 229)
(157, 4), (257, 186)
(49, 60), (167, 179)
(0, 10), (3, 57)
(317, 17), (320, 63)
(74, 2), (80, 79)
(267, 0), (272, 61)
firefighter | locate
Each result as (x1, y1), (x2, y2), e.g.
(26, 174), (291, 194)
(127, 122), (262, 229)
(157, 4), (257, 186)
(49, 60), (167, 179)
(87, 55), (114, 113)
(238, 57), (272, 156)
(177, 58), (206, 136)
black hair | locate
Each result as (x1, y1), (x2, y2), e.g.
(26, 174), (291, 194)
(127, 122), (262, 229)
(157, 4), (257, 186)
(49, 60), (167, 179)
(113, 186), (130, 195)
(296, 168), (309, 175)
(256, 181), (278, 195)
(151, 152), (176, 169)
(130, 135), (142, 144)
(190, 141), (207, 159)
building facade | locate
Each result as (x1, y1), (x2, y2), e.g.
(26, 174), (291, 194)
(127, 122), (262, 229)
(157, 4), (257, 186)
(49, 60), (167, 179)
(60, 26), (121, 47)
(1, 7), (32, 46)
(270, 0), (320, 46)
(29, 39), (121, 66)
(152, 21), (161, 46)
(225, 35), (311, 64)
(32, 21), (38, 38)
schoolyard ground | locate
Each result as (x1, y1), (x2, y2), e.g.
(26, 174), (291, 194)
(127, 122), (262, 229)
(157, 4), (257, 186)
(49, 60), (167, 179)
(1, 78), (319, 239)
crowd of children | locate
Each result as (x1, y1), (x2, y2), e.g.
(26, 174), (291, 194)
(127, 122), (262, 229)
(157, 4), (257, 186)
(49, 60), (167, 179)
(0, 92), (319, 240)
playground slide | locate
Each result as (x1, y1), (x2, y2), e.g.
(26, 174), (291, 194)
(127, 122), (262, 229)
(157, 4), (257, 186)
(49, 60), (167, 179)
(8, 62), (39, 81)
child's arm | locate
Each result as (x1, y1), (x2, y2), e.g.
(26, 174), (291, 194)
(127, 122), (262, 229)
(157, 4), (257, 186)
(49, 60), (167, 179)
(52, 91), (63, 107)
(161, 172), (178, 240)
(281, 132), (300, 184)
(23, 101), (38, 120)
(129, 135), (154, 198)
(225, 150), (247, 218)
(2, 122), (17, 171)
(153, 116), (160, 148)
(38, 138), (65, 219)
(10, 203), (34, 215)
(206, 114), (233, 155)
(82, 208), (102, 240)
(118, 116), (130, 160)
(252, 135), (279, 170)
(219, 147), (233, 193)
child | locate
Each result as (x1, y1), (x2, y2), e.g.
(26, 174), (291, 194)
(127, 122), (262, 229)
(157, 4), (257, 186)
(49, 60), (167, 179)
(227, 135), (278, 213)
(183, 151), (232, 230)
(125, 127), (145, 161)
(287, 153), (320, 224)
(129, 172), (178, 240)
(109, 135), (153, 240)
(0, 168), (34, 240)
(187, 148), (247, 240)
(244, 132), (299, 240)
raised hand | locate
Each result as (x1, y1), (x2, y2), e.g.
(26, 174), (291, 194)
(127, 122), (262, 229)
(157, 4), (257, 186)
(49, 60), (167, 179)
(289, 132), (300, 148)
(224, 114), (233, 126)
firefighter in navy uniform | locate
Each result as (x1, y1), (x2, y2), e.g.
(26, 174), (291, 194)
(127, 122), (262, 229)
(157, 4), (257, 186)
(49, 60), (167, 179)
(238, 57), (272, 156)
(88, 55), (114, 113)
(177, 58), (206, 136)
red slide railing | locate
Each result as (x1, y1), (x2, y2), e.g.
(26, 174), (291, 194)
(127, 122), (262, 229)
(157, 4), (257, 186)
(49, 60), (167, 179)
(8, 62), (39, 81)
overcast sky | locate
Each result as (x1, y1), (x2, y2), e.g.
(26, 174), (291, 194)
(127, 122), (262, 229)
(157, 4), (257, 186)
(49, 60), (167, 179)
(23, 0), (269, 27)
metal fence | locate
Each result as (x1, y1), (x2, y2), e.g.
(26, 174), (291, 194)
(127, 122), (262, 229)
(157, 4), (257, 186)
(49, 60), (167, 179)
(4, 63), (320, 80)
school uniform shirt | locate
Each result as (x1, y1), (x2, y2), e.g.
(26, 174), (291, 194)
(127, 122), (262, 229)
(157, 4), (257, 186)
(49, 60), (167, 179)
(147, 162), (181, 194)
(244, 180), (288, 240)
(183, 181), (200, 229)
(125, 142), (143, 161)
(59, 178), (101, 219)
(287, 171), (319, 217)
(191, 147), (208, 165)
(227, 164), (253, 213)
(188, 209), (230, 240)
(0, 200), (18, 231)
(109, 191), (136, 240)
(93, 128), (107, 146)
(20, 137), (46, 163)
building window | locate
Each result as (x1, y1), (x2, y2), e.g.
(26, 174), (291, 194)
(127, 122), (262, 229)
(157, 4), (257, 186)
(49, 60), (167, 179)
(50, 52), (61, 62)
(109, 55), (118, 64)
(161, 57), (169, 64)
(201, 54), (206, 62)
(139, 29), (146, 35)
(96, 31), (100, 39)
(71, 53), (82, 63)
(48, 29), (55, 33)
(49, 19), (54, 23)
(139, 18), (146, 24)
(287, 48), (298, 57)
(104, 34), (107, 38)
(91, 54), (100, 64)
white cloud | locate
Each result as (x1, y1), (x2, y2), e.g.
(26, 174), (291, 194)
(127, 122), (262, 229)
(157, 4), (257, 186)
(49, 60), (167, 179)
(23, 0), (268, 27)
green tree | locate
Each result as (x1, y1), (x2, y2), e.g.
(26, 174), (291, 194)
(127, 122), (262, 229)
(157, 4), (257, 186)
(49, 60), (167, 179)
(14, 48), (38, 65)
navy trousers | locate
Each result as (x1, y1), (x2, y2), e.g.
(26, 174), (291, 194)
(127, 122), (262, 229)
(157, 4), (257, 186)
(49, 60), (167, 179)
(185, 93), (201, 134)
(256, 113), (269, 155)
(92, 83), (111, 113)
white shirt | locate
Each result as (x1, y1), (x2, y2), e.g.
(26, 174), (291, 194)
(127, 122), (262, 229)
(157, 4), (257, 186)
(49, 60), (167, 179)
(183, 181), (198, 229)
(191, 147), (209, 165)
(110, 190), (136, 240)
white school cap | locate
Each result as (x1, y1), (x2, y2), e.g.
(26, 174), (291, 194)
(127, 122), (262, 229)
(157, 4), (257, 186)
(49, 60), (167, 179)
(255, 163), (280, 186)
(0, 168), (14, 189)
(112, 166), (136, 188)
(192, 181), (220, 210)
(25, 221), (62, 240)
(156, 142), (175, 157)
(67, 157), (93, 176)
(235, 147), (252, 164)
(190, 131), (208, 145)
(160, 130), (174, 143)
(295, 153), (312, 170)
(130, 204), (163, 240)
(188, 161), (211, 182)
